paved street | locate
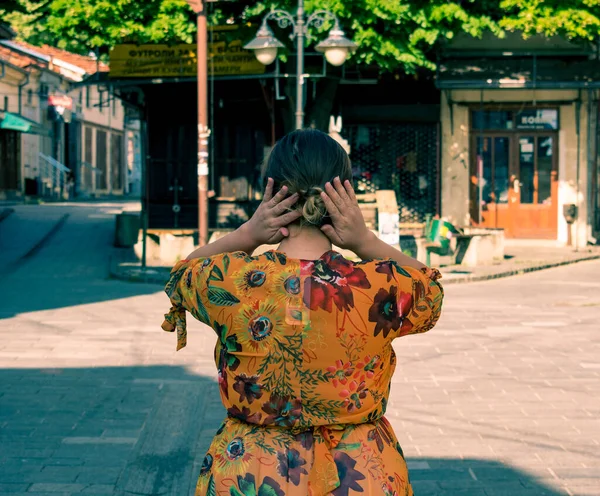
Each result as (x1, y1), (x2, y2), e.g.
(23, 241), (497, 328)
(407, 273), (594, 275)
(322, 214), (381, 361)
(0, 204), (599, 495)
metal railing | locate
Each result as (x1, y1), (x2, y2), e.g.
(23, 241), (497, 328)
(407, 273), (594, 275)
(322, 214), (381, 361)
(38, 153), (72, 200)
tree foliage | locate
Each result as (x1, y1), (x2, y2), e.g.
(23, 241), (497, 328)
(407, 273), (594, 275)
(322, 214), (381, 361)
(3, 1), (600, 71)
(499, 0), (600, 40)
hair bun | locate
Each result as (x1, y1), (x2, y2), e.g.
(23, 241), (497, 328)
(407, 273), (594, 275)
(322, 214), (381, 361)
(301, 187), (326, 225)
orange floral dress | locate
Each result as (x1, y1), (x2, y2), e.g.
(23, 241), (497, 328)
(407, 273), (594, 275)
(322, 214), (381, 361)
(162, 250), (443, 496)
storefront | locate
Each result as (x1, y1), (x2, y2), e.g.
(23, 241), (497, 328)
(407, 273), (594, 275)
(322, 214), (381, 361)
(469, 107), (559, 238)
(0, 111), (50, 197)
(437, 33), (600, 246)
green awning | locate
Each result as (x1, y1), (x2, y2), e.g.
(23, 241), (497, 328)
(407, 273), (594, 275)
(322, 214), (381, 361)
(0, 111), (51, 136)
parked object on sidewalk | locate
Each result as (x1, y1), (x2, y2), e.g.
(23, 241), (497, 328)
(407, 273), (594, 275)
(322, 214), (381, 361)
(114, 212), (140, 247)
(424, 217), (461, 266)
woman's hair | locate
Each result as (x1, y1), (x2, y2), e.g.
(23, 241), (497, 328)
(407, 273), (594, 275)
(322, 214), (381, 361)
(262, 129), (352, 226)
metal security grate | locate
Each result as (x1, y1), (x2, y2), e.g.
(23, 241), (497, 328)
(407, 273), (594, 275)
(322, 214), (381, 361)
(344, 123), (440, 223)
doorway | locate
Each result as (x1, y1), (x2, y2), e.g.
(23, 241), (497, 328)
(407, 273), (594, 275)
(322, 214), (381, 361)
(0, 130), (20, 193)
(470, 109), (559, 239)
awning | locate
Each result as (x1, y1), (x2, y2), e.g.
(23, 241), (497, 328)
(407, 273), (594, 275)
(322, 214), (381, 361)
(0, 111), (51, 136)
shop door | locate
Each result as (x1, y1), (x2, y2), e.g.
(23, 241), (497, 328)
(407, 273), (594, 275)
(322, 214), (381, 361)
(470, 135), (512, 234)
(512, 134), (558, 238)
(0, 130), (20, 192)
(471, 134), (558, 238)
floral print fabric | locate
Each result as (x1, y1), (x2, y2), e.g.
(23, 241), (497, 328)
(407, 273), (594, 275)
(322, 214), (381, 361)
(163, 250), (443, 495)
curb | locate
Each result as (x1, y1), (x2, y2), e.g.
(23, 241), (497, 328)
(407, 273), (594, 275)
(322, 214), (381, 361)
(441, 254), (600, 285)
(0, 208), (15, 223)
(21, 213), (70, 260)
(109, 252), (600, 286)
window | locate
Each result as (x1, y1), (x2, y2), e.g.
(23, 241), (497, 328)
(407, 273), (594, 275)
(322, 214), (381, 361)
(112, 94), (116, 117)
(111, 133), (123, 189)
(86, 87), (90, 108)
(471, 109), (559, 131)
(472, 110), (513, 130)
(27, 89), (33, 105)
(3, 96), (8, 111)
(96, 130), (107, 189)
(78, 91), (82, 106)
(99, 90), (103, 112)
(40, 84), (48, 97)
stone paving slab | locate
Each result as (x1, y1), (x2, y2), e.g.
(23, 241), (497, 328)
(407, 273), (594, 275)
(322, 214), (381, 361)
(0, 203), (599, 495)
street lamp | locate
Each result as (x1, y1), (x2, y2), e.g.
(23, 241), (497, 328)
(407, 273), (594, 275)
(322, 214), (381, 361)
(244, 0), (357, 129)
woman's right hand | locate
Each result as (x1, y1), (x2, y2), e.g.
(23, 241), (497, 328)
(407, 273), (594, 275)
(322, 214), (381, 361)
(320, 177), (374, 252)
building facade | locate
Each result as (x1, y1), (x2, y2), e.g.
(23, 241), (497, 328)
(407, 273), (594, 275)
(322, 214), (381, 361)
(0, 31), (134, 201)
(438, 32), (600, 247)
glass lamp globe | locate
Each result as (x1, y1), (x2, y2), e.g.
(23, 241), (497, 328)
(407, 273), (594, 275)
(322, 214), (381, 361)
(255, 46), (279, 65)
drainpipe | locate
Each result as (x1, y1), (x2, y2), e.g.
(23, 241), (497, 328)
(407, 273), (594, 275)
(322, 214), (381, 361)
(587, 89), (595, 245)
(575, 91), (581, 252)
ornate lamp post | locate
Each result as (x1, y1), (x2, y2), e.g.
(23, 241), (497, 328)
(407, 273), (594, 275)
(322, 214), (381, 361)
(244, 0), (356, 130)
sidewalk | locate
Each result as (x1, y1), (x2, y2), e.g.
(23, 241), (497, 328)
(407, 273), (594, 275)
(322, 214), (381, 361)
(1, 203), (599, 495)
(109, 243), (600, 285)
(0, 202), (140, 277)
(441, 244), (600, 284)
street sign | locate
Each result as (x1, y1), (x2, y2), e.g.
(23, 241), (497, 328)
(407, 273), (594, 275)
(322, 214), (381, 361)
(109, 39), (266, 78)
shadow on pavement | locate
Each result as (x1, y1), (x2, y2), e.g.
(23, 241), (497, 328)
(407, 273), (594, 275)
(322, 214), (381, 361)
(0, 366), (568, 496)
(0, 204), (162, 319)
(0, 365), (222, 496)
(0, 275), (163, 320)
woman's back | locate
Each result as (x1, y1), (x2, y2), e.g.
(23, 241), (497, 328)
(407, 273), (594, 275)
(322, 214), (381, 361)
(163, 248), (443, 495)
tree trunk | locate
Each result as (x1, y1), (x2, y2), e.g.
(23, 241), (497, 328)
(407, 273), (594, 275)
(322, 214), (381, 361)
(279, 76), (340, 134)
(306, 77), (339, 132)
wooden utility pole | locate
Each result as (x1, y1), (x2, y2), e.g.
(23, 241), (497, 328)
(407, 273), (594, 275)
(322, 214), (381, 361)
(186, 0), (210, 246)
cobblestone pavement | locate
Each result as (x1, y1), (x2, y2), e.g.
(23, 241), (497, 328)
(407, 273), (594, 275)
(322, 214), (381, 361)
(0, 204), (599, 495)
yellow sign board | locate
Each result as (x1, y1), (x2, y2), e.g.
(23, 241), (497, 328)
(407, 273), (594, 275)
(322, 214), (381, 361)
(110, 38), (266, 78)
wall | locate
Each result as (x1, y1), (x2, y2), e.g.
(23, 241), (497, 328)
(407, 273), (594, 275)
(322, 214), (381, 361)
(76, 85), (126, 195)
(20, 70), (42, 188)
(440, 88), (592, 247)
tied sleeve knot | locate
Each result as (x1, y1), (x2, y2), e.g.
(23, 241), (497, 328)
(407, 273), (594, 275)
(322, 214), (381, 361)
(161, 305), (187, 351)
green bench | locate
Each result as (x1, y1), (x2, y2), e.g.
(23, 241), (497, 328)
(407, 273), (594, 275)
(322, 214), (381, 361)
(423, 217), (462, 266)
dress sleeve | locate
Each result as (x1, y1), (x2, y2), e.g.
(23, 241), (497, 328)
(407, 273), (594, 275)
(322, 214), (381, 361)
(161, 253), (226, 350)
(370, 259), (444, 339)
(394, 263), (443, 338)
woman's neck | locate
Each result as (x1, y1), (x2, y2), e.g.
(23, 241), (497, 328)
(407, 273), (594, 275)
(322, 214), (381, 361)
(276, 225), (332, 260)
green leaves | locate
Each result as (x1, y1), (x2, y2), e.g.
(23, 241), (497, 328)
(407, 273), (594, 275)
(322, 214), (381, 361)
(193, 293), (210, 325)
(5, 0), (600, 72)
(237, 476), (257, 496)
(208, 265), (224, 282)
(207, 287), (240, 306)
(206, 475), (216, 496)
(222, 254), (230, 275)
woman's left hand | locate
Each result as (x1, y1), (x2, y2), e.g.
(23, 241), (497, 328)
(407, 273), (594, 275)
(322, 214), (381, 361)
(240, 178), (302, 247)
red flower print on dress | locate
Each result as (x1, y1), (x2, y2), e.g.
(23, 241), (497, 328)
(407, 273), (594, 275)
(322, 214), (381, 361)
(368, 285), (413, 338)
(353, 354), (381, 382)
(339, 380), (369, 412)
(302, 252), (371, 312)
(327, 359), (355, 387)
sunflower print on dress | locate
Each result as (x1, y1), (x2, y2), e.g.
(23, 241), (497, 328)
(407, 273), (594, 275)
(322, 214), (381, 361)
(164, 250), (443, 495)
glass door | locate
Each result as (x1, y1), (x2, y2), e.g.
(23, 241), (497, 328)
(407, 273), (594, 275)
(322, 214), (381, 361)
(512, 135), (558, 238)
(470, 135), (511, 230)
(517, 136), (554, 205)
